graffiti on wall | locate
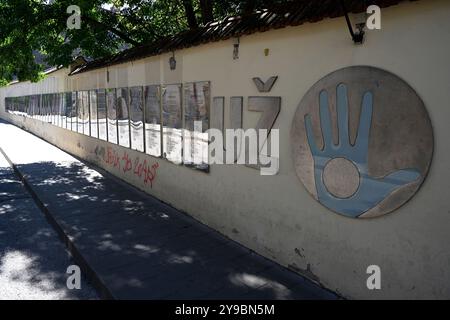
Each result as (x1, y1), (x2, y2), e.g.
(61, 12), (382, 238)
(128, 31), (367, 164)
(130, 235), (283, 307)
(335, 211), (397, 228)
(95, 145), (160, 188)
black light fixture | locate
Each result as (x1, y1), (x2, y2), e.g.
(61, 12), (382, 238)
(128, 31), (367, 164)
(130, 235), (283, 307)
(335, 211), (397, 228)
(169, 52), (176, 70)
(232, 37), (240, 60)
(340, 0), (366, 44)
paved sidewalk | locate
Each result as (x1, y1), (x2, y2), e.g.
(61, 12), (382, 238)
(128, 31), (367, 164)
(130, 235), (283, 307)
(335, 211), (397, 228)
(0, 119), (337, 299)
(0, 145), (98, 299)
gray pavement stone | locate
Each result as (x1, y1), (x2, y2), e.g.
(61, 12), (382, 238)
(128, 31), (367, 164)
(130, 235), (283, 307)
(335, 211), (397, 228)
(0, 119), (338, 300)
(0, 154), (98, 300)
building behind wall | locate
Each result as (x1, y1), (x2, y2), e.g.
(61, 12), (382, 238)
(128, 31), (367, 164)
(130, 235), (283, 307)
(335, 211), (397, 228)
(1, 0), (450, 299)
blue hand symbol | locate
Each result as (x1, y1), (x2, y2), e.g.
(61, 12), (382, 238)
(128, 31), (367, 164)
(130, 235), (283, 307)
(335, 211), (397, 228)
(305, 84), (421, 218)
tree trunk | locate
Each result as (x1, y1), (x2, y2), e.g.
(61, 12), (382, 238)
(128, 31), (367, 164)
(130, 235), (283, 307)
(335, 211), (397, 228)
(199, 0), (214, 25)
(82, 15), (141, 46)
(182, 0), (198, 29)
(242, 0), (257, 15)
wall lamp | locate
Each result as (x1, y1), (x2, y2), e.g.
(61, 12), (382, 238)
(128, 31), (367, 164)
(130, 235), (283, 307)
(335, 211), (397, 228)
(232, 37), (240, 60)
(340, 0), (366, 44)
(169, 52), (177, 70)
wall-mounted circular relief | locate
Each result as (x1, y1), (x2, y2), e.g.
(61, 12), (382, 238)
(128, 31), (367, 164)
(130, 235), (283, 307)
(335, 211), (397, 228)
(291, 66), (433, 218)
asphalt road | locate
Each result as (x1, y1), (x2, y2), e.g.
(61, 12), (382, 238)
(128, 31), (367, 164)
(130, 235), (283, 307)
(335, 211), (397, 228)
(0, 151), (98, 300)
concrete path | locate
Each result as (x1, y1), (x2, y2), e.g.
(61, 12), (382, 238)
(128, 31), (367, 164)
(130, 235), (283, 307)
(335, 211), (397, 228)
(0, 119), (337, 300)
(0, 145), (98, 299)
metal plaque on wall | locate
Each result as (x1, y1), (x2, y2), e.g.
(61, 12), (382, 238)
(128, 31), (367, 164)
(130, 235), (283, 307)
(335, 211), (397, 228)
(290, 66), (433, 219)
(106, 88), (118, 144)
(97, 89), (108, 141)
(162, 84), (182, 165)
(130, 86), (144, 153)
(183, 81), (210, 172)
(144, 85), (162, 157)
(89, 90), (99, 138)
(117, 87), (131, 148)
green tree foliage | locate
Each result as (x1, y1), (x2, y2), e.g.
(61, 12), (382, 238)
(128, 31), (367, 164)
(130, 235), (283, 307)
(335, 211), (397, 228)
(0, 0), (285, 85)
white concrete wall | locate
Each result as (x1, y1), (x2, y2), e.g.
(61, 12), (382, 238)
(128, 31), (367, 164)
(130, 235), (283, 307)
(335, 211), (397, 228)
(1, 0), (450, 299)
(0, 68), (68, 96)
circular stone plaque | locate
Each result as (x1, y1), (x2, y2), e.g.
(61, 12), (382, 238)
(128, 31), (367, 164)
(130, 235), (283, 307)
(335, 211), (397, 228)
(290, 66), (433, 218)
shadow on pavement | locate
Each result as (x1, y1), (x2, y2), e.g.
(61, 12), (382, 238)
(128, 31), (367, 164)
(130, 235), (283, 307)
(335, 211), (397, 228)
(10, 159), (336, 300)
(0, 118), (337, 299)
(0, 162), (98, 299)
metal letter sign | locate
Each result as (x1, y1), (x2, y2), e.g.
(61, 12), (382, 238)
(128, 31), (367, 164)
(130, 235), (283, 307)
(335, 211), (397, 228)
(291, 66), (433, 218)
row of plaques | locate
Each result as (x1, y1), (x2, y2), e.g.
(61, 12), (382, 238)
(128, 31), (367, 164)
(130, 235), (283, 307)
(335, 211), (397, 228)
(5, 82), (211, 171)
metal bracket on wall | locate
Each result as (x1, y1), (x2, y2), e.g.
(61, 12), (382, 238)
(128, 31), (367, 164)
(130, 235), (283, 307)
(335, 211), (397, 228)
(340, 0), (365, 44)
(233, 37), (240, 60)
